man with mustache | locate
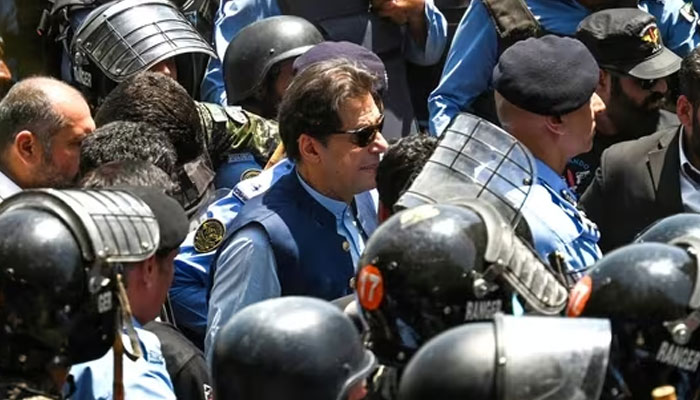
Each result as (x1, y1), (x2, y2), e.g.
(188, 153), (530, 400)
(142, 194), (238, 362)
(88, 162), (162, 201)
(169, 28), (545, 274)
(566, 9), (682, 196)
(581, 46), (700, 252)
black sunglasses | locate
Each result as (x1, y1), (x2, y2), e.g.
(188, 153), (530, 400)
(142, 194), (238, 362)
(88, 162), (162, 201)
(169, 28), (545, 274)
(608, 70), (660, 91)
(332, 115), (384, 147)
(634, 77), (659, 91)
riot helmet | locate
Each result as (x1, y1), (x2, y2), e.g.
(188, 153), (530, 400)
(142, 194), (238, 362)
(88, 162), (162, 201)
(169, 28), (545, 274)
(212, 296), (376, 400)
(223, 15), (323, 105)
(398, 315), (611, 400)
(0, 189), (160, 387)
(70, 0), (216, 106)
(0, 207), (92, 381)
(567, 241), (700, 399)
(357, 201), (568, 367)
(635, 213), (700, 244)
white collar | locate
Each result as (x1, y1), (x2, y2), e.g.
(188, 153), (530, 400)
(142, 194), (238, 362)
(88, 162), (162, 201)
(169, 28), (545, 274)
(0, 170), (21, 200)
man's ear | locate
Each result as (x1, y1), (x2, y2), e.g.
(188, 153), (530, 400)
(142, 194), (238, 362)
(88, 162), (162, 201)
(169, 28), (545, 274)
(596, 70), (612, 103)
(140, 256), (159, 289)
(14, 131), (41, 166)
(298, 133), (323, 164)
(544, 114), (566, 138)
(677, 95), (694, 129)
(598, 70), (608, 92)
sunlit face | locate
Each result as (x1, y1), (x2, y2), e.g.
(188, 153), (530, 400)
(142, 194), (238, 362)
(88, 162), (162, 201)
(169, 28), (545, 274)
(604, 74), (669, 139)
(313, 92), (389, 201)
(150, 57), (178, 80)
(560, 93), (606, 158)
(39, 96), (95, 188)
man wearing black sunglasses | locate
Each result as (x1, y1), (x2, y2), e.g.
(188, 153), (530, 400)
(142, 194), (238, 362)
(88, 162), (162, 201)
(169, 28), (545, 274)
(203, 59), (387, 360)
(566, 9), (682, 197)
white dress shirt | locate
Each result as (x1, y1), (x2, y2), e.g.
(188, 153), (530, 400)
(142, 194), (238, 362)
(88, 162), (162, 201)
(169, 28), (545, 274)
(0, 170), (21, 201)
(678, 132), (700, 212)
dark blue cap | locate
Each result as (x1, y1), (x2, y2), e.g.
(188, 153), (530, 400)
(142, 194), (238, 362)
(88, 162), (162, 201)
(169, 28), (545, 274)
(293, 41), (388, 94)
(492, 35), (599, 116)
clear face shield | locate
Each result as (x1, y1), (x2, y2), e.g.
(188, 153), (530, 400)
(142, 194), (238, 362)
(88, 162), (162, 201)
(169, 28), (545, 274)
(495, 314), (611, 400)
(396, 113), (535, 230)
(396, 114), (568, 315)
(71, 0), (216, 84)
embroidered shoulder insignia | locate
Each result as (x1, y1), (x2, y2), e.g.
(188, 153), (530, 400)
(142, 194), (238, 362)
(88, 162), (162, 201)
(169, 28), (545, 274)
(240, 168), (261, 181)
(193, 219), (226, 253)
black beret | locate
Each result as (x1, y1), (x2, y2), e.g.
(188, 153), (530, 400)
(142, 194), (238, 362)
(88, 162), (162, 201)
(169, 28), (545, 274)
(125, 186), (189, 254)
(293, 41), (388, 94)
(492, 35), (599, 116)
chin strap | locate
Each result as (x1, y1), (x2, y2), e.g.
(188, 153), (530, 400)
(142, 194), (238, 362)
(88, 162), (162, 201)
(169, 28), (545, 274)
(462, 200), (569, 315)
(112, 272), (144, 400)
(115, 273), (142, 361)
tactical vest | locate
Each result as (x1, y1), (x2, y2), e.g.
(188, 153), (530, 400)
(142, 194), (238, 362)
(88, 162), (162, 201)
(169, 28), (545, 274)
(196, 101), (279, 170)
(471, 0), (543, 123)
(212, 170), (376, 301)
(278, 0), (415, 139)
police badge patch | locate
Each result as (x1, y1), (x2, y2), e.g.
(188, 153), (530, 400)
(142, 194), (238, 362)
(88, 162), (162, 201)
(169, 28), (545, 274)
(193, 219), (226, 253)
(639, 23), (662, 51)
(240, 168), (261, 181)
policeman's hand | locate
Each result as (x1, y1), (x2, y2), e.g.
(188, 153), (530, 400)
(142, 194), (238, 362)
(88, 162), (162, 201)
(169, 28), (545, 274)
(0, 60), (11, 85)
(0, 37), (11, 97)
(371, 0), (425, 26)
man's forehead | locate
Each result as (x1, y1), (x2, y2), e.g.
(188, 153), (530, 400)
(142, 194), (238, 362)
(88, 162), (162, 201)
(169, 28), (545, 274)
(53, 93), (92, 120)
(340, 92), (378, 115)
(338, 93), (380, 127)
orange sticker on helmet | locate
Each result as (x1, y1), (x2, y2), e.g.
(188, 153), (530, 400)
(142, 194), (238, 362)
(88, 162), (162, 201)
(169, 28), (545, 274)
(567, 275), (593, 317)
(357, 265), (384, 311)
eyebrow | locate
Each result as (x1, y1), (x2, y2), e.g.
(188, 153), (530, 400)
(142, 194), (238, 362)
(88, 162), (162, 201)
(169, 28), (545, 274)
(357, 114), (383, 128)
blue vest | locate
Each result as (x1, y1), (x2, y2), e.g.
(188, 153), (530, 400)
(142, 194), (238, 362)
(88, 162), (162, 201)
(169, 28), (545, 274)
(216, 170), (377, 300)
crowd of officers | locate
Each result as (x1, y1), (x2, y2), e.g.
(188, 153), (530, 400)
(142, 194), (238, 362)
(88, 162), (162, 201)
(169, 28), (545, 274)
(6, 0), (700, 399)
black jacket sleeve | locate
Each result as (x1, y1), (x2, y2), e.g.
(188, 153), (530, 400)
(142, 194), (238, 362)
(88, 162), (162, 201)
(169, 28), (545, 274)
(144, 321), (214, 400)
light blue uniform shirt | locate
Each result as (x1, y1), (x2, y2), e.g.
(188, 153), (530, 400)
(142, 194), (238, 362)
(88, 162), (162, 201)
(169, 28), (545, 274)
(428, 0), (700, 136)
(205, 173), (376, 360)
(200, 0), (448, 104)
(515, 159), (602, 278)
(170, 158), (294, 342)
(297, 172), (367, 266)
(68, 320), (176, 400)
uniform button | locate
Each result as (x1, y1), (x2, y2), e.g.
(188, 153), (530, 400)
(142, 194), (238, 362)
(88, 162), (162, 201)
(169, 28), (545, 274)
(342, 241), (350, 252)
